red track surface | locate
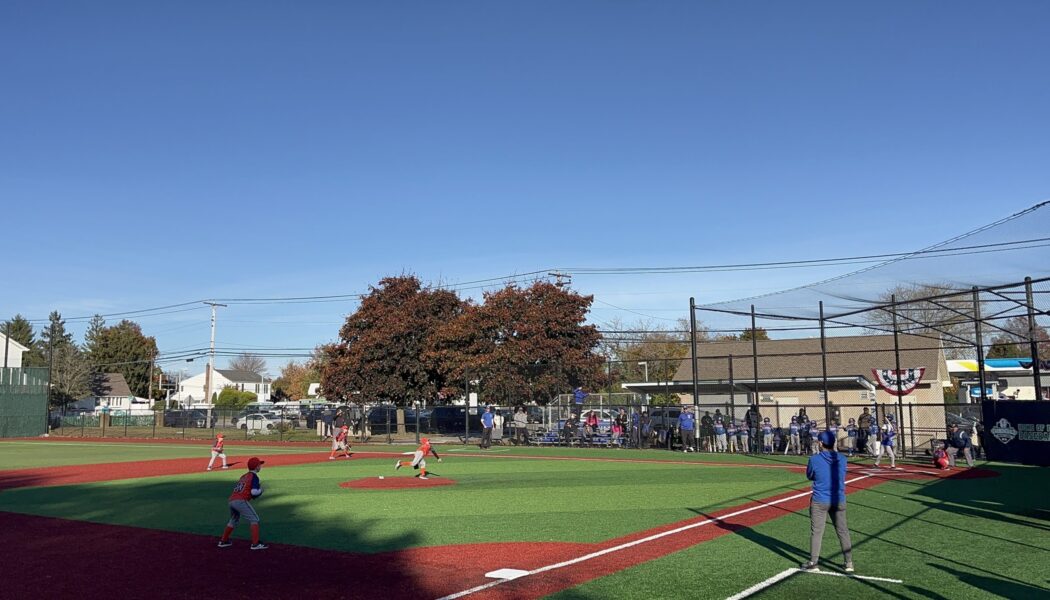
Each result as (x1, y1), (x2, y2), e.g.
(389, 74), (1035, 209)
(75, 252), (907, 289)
(0, 441), (997, 599)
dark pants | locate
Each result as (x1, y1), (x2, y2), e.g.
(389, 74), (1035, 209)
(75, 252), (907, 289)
(810, 501), (853, 565)
(480, 427), (492, 448)
(681, 428), (695, 450)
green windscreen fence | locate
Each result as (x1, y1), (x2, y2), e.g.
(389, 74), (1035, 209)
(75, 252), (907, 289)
(0, 368), (49, 438)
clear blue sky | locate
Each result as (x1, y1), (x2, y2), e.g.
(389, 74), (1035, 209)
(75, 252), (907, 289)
(3, 1), (1048, 373)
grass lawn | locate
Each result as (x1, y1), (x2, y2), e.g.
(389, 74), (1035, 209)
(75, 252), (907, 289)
(0, 440), (322, 469)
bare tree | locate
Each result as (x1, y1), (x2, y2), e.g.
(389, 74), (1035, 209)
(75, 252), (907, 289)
(864, 284), (977, 359)
(229, 352), (267, 375)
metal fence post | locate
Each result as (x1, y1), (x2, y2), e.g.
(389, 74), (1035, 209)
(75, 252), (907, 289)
(890, 294), (907, 456)
(751, 305), (760, 454)
(819, 301), (831, 425)
(973, 287), (988, 403)
(1025, 277), (1044, 400)
(908, 403), (915, 454)
(689, 297), (700, 452)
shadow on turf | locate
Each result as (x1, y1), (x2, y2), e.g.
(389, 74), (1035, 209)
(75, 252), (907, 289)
(0, 477), (443, 598)
(930, 564), (1050, 598)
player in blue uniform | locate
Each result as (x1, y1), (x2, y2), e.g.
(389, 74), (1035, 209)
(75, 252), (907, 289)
(784, 416), (801, 455)
(842, 418), (858, 457)
(874, 414), (898, 468)
(761, 418), (774, 453)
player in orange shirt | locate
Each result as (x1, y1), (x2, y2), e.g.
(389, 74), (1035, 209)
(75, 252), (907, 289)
(329, 424), (352, 460)
(217, 457), (267, 550)
(394, 437), (442, 479)
(206, 433), (228, 471)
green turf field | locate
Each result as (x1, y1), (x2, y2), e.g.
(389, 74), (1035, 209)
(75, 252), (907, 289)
(1, 441), (1046, 599)
(0, 452), (807, 552)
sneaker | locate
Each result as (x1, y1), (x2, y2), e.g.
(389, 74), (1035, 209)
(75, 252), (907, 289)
(221, 466), (229, 470)
(845, 563), (855, 573)
(418, 476), (428, 480)
(329, 456), (335, 460)
(250, 543), (268, 550)
(394, 461), (401, 471)
(799, 562), (819, 572)
(206, 467), (212, 471)
(217, 540), (232, 548)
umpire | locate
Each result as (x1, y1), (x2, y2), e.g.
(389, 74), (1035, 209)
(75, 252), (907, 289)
(947, 423), (975, 468)
(802, 430), (854, 573)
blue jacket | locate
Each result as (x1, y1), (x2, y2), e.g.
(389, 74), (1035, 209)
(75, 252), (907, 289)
(678, 412), (695, 431)
(806, 450), (848, 505)
(573, 389), (588, 404)
(481, 411), (494, 428)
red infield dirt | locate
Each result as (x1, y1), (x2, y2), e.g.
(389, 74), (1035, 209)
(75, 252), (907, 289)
(0, 444), (998, 599)
(340, 477), (457, 489)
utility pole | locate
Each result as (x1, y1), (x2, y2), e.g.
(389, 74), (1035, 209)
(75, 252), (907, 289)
(203, 302), (227, 411)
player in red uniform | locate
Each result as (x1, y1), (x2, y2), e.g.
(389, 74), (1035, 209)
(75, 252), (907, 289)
(394, 437), (442, 479)
(218, 457), (267, 550)
(329, 424), (352, 460)
(206, 433), (228, 471)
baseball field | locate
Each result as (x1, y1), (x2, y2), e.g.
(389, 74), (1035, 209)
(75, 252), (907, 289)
(0, 439), (1046, 599)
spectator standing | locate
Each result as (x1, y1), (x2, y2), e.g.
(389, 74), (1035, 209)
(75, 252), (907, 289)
(639, 411), (652, 449)
(321, 409), (334, 440)
(726, 419), (738, 453)
(479, 405), (494, 449)
(801, 432), (854, 573)
(630, 410), (641, 449)
(678, 407), (696, 452)
(700, 411), (715, 452)
(947, 423), (974, 468)
(857, 408), (873, 453)
(614, 408), (628, 447)
(745, 405), (763, 453)
(513, 406), (529, 445)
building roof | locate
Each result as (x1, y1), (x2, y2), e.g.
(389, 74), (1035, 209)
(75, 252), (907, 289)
(216, 369), (268, 383)
(0, 332), (30, 352)
(94, 373), (133, 398)
(672, 334), (946, 383)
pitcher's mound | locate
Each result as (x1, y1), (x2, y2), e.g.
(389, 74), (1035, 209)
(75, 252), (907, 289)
(340, 477), (457, 490)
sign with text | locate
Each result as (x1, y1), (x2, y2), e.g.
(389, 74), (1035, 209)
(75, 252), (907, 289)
(982, 400), (1050, 467)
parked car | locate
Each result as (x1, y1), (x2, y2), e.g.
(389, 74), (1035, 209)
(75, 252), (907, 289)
(240, 413), (278, 434)
(430, 406), (482, 434)
(647, 407), (683, 431)
(163, 409), (210, 428)
(367, 406), (432, 432)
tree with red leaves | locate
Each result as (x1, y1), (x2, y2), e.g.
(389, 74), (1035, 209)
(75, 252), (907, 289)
(320, 276), (465, 406)
(429, 281), (605, 405)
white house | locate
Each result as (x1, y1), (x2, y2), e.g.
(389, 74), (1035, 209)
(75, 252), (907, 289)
(70, 373), (153, 415)
(0, 331), (28, 369)
(173, 368), (271, 407)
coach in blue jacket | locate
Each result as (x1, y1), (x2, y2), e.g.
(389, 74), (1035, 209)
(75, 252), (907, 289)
(802, 431), (854, 573)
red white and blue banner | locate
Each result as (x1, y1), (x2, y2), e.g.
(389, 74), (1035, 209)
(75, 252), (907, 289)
(871, 368), (925, 395)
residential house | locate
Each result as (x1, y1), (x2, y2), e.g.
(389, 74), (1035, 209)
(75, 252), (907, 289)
(70, 373), (153, 415)
(174, 368), (271, 407)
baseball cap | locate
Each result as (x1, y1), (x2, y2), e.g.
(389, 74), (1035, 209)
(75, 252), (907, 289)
(216, 433), (224, 438)
(818, 431), (836, 447)
(341, 424), (349, 429)
(247, 457), (265, 471)
(421, 437), (429, 444)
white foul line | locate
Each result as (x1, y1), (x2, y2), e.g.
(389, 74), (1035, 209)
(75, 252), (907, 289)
(724, 568), (799, 600)
(724, 568), (904, 600)
(435, 475), (873, 600)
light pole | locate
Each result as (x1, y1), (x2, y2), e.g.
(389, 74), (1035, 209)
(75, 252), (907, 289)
(203, 302), (227, 423)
